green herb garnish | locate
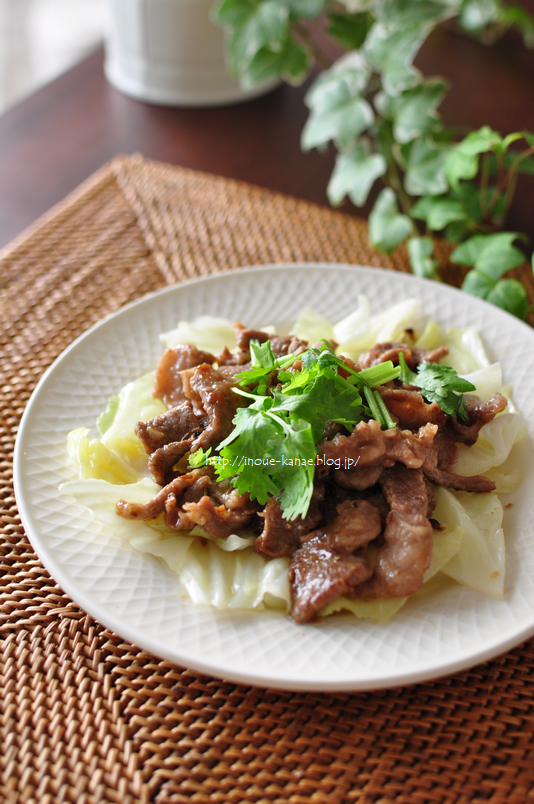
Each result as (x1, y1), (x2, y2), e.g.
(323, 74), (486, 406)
(398, 352), (476, 422)
(196, 341), (401, 520)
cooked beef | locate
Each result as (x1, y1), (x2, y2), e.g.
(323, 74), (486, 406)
(289, 499), (381, 623)
(165, 491), (258, 539)
(377, 387), (447, 430)
(306, 499), (382, 553)
(136, 400), (207, 454)
(139, 364), (247, 485)
(435, 431), (458, 467)
(154, 345), (217, 407)
(424, 466), (496, 493)
(185, 364), (246, 451)
(116, 465), (258, 539)
(216, 344), (250, 367)
(445, 392), (507, 446)
(148, 439), (194, 486)
(289, 500), (382, 622)
(290, 545), (373, 623)
(352, 464), (433, 599)
(358, 342), (449, 370)
(233, 322), (308, 357)
(255, 492), (324, 558)
(333, 465), (384, 490)
(318, 419), (439, 476)
(116, 467), (213, 520)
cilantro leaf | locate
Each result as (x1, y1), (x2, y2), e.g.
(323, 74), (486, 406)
(398, 352), (475, 421)
(216, 403), (281, 504)
(271, 372), (363, 442)
(267, 418), (316, 520)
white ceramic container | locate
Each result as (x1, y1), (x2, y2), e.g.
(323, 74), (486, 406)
(104, 0), (280, 106)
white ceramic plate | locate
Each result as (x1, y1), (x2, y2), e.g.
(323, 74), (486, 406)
(14, 264), (534, 691)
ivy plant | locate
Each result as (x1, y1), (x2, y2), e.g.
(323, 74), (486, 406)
(213, 0), (534, 319)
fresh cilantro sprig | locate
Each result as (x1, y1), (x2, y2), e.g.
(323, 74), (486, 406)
(398, 352), (476, 422)
(192, 341), (400, 520)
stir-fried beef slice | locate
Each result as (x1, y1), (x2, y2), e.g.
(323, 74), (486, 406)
(148, 439), (195, 486)
(306, 499), (382, 553)
(445, 392), (507, 446)
(318, 419), (438, 477)
(136, 400), (207, 454)
(116, 467), (213, 520)
(234, 323), (271, 351)
(377, 388), (447, 430)
(217, 362), (252, 378)
(290, 542), (373, 623)
(165, 490), (259, 538)
(154, 345), (217, 407)
(289, 499), (382, 622)
(233, 323), (308, 357)
(216, 344), (250, 367)
(270, 334), (308, 357)
(424, 466), (496, 493)
(186, 364), (247, 451)
(333, 466), (384, 490)
(255, 490), (324, 558)
(352, 464), (433, 599)
(435, 430), (458, 467)
(358, 342), (449, 370)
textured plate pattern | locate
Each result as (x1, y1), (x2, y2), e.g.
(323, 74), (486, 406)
(13, 264), (534, 690)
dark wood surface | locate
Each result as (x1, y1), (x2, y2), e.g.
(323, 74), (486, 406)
(1, 17), (534, 250)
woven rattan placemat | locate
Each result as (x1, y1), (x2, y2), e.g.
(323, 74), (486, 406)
(2, 155), (534, 804)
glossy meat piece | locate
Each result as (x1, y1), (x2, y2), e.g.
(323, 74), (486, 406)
(136, 400), (206, 454)
(290, 544), (372, 623)
(445, 392), (507, 446)
(358, 342), (449, 370)
(377, 387), (447, 430)
(353, 465), (433, 599)
(289, 499), (381, 622)
(255, 494), (323, 558)
(116, 467), (213, 520)
(153, 344), (216, 407)
(318, 419), (439, 475)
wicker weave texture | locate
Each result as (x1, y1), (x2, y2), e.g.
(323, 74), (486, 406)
(2, 155), (534, 804)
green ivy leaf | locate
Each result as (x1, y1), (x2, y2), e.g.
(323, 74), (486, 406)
(404, 138), (449, 195)
(487, 278), (529, 320)
(326, 11), (371, 49)
(363, 22), (428, 94)
(243, 37), (310, 86)
(369, 188), (413, 252)
(461, 268), (495, 298)
(444, 125), (502, 190)
(392, 79), (448, 143)
(227, 0), (290, 74)
(305, 52), (371, 110)
(302, 91), (374, 150)
(214, 0), (258, 28)
(410, 195), (467, 230)
(327, 141), (387, 206)
(451, 232), (526, 280)
(374, 0), (452, 28)
(407, 236), (439, 278)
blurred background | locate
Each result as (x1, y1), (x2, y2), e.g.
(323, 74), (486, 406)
(0, 0), (105, 114)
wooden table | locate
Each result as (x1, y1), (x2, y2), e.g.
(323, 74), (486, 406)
(1, 19), (534, 251)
